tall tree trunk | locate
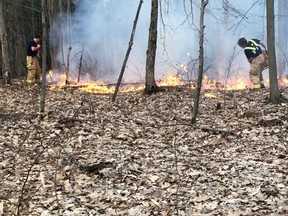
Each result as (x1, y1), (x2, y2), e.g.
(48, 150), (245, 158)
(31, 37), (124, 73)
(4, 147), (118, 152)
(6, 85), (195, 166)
(47, 0), (64, 70)
(191, 0), (208, 124)
(66, 0), (72, 47)
(144, 0), (159, 94)
(0, 0), (11, 84)
(47, 0), (58, 69)
(40, 0), (47, 114)
(277, 0), (286, 77)
(266, 0), (281, 102)
(32, 0), (35, 36)
(59, 0), (66, 72)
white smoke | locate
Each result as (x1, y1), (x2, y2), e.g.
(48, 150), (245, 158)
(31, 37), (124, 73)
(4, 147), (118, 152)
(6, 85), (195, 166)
(50, 0), (287, 83)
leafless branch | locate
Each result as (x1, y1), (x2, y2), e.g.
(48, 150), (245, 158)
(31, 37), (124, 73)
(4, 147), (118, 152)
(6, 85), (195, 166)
(172, 136), (180, 216)
(16, 145), (48, 216)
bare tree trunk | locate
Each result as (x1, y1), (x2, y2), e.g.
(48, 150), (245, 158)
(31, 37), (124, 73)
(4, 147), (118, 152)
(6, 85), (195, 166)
(191, 0), (208, 124)
(59, 0), (66, 72)
(266, 0), (281, 102)
(77, 47), (83, 83)
(0, 0), (11, 84)
(40, 0), (47, 114)
(32, 0), (35, 36)
(65, 46), (72, 85)
(66, 0), (72, 47)
(144, 0), (159, 94)
(277, 0), (286, 77)
(47, 0), (59, 69)
(112, 0), (143, 102)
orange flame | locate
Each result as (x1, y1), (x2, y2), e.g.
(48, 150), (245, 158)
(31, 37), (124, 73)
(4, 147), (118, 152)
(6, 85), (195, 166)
(224, 77), (249, 90)
(280, 75), (288, 85)
(47, 70), (288, 94)
(157, 74), (183, 86)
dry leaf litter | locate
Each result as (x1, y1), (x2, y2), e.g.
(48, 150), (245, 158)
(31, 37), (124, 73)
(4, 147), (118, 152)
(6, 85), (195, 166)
(0, 82), (288, 216)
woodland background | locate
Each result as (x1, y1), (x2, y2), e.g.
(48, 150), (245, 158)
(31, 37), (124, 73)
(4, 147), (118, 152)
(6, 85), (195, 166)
(0, 0), (288, 215)
(0, 0), (287, 83)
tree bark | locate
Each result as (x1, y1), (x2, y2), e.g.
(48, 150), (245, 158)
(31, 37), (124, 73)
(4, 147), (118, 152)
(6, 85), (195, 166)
(0, 0), (11, 84)
(191, 0), (208, 123)
(47, 0), (60, 69)
(40, 0), (47, 114)
(266, 0), (281, 102)
(277, 0), (287, 77)
(65, 46), (72, 85)
(144, 0), (159, 94)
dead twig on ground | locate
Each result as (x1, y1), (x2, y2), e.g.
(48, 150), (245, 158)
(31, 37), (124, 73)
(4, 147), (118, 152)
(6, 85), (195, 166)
(172, 136), (180, 216)
(16, 145), (48, 216)
(191, 124), (236, 135)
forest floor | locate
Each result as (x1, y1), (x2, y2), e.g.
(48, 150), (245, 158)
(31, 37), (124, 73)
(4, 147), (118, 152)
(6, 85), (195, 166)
(0, 81), (288, 216)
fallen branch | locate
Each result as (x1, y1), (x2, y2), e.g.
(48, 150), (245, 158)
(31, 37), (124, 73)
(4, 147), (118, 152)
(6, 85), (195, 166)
(191, 124), (236, 135)
(172, 136), (180, 216)
(16, 146), (48, 216)
(151, 120), (237, 136)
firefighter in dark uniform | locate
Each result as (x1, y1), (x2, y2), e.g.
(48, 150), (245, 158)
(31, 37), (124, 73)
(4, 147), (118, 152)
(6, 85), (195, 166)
(26, 35), (41, 84)
(238, 37), (267, 89)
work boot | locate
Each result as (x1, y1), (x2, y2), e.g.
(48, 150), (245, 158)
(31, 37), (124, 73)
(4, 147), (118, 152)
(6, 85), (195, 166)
(26, 80), (35, 85)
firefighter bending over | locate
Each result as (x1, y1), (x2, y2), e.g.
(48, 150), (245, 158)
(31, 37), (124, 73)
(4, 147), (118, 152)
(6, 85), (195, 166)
(26, 35), (41, 84)
(238, 37), (268, 89)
